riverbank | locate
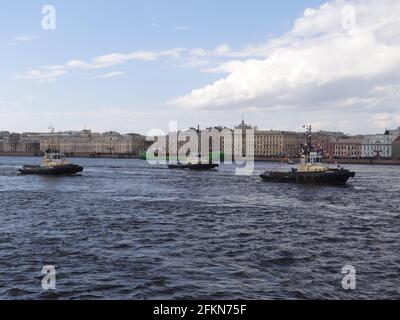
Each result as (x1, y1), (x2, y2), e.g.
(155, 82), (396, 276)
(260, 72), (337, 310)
(254, 157), (400, 165)
(0, 152), (139, 159)
(2, 152), (400, 165)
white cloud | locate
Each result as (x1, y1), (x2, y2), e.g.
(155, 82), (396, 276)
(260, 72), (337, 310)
(174, 25), (190, 31)
(67, 49), (186, 69)
(15, 35), (38, 42)
(65, 60), (90, 69)
(210, 43), (268, 59)
(13, 66), (66, 82)
(214, 44), (232, 56)
(15, 48), (186, 81)
(190, 48), (207, 57)
(201, 60), (248, 74)
(169, 0), (400, 132)
(95, 71), (125, 79)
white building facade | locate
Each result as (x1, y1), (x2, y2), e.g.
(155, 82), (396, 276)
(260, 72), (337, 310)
(361, 134), (397, 158)
(40, 130), (147, 155)
(388, 127), (400, 138)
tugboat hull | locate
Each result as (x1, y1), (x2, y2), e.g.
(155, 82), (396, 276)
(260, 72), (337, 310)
(19, 164), (83, 175)
(260, 169), (355, 185)
(168, 163), (219, 171)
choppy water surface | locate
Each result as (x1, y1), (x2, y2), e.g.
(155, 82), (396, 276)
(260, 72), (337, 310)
(0, 156), (399, 299)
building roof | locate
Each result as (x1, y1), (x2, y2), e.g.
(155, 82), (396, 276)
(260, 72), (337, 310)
(235, 120), (252, 130)
(335, 138), (362, 144)
(254, 130), (297, 135)
(393, 137), (400, 144)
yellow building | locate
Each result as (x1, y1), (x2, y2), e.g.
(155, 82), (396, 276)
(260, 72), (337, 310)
(40, 130), (147, 156)
(0, 133), (40, 154)
(334, 139), (362, 158)
(254, 130), (301, 158)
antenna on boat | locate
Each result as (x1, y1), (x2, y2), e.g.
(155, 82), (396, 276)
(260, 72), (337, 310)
(47, 124), (59, 153)
(302, 124), (313, 154)
(48, 124), (55, 134)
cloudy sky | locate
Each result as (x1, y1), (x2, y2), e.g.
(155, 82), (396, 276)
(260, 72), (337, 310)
(1, 0), (400, 134)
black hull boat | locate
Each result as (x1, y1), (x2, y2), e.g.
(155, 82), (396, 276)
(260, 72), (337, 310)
(19, 127), (84, 176)
(260, 168), (355, 185)
(167, 126), (220, 172)
(168, 163), (219, 171)
(19, 164), (83, 175)
(260, 125), (356, 186)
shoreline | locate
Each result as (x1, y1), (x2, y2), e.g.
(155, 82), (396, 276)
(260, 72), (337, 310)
(254, 157), (400, 166)
(0, 152), (140, 159)
(1, 152), (400, 165)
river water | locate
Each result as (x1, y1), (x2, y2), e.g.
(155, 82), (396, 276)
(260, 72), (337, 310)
(0, 156), (399, 299)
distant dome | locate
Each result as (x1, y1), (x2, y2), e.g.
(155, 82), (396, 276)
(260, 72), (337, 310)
(235, 120), (252, 130)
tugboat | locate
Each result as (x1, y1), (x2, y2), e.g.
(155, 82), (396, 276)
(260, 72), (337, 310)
(168, 153), (219, 171)
(19, 150), (83, 175)
(260, 125), (355, 185)
(167, 125), (219, 171)
(19, 126), (84, 176)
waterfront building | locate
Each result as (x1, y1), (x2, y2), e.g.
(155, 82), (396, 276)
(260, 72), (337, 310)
(231, 121), (301, 158)
(0, 133), (41, 154)
(319, 140), (336, 158)
(219, 127), (234, 158)
(0, 131), (10, 138)
(150, 126), (232, 159)
(254, 130), (301, 158)
(314, 131), (347, 141)
(91, 132), (143, 155)
(392, 138), (400, 159)
(40, 130), (148, 156)
(234, 121), (253, 158)
(388, 127), (400, 138)
(334, 139), (363, 158)
(313, 131), (348, 158)
(361, 133), (397, 158)
(41, 130), (97, 154)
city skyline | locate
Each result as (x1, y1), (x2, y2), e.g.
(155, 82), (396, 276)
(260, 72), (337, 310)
(2, 0), (400, 304)
(1, 0), (400, 135)
(1, 120), (398, 136)
(2, 121), (399, 160)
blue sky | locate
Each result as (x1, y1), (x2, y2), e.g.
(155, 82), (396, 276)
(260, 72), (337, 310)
(1, 0), (399, 134)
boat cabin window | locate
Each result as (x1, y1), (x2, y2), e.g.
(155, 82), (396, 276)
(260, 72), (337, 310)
(48, 154), (64, 160)
(308, 152), (321, 164)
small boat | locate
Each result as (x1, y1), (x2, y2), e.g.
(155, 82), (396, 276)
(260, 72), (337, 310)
(167, 125), (219, 171)
(260, 165), (355, 185)
(168, 154), (219, 171)
(19, 150), (83, 175)
(168, 162), (219, 171)
(20, 125), (84, 176)
(260, 125), (355, 185)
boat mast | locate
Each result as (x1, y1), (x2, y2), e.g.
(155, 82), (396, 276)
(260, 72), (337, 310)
(48, 124), (55, 152)
(47, 124), (61, 153)
(177, 129), (179, 163)
(306, 124), (313, 153)
(189, 125), (201, 161)
(301, 124), (313, 155)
